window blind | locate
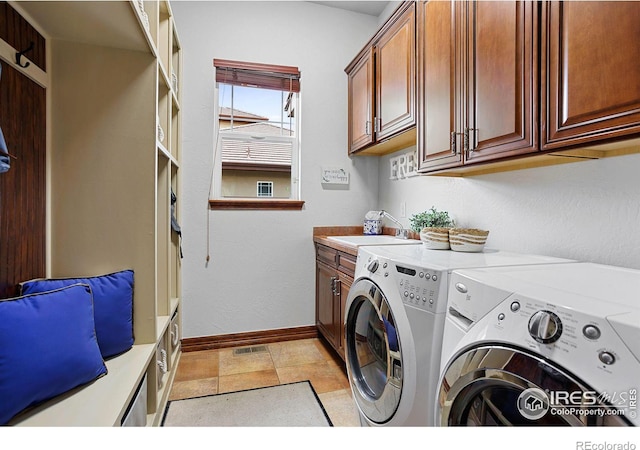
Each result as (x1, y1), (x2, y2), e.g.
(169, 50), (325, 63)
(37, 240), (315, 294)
(213, 59), (300, 93)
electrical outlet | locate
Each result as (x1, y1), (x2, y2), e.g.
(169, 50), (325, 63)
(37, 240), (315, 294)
(400, 201), (407, 218)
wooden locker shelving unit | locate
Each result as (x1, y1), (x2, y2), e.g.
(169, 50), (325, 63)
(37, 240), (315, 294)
(8, 0), (182, 426)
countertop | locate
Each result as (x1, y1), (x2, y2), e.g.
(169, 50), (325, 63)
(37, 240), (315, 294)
(313, 226), (419, 256)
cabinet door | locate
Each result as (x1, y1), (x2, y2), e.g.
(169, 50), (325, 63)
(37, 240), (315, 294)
(465, 0), (538, 163)
(542, 1), (640, 150)
(316, 260), (337, 346)
(0, 63), (46, 298)
(347, 48), (375, 154)
(417, 0), (463, 171)
(375, 4), (416, 142)
(336, 272), (353, 360)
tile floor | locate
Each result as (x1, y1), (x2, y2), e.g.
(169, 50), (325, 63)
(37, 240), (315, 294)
(169, 337), (361, 426)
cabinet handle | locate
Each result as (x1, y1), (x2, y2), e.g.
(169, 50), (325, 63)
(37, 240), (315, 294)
(465, 128), (478, 158)
(330, 276), (337, 294)
(464, 128), (469, 154)
(365, 121), (371, 136)
(372, 117), (382, 133)
(335, 279), (341, 296)
(450, 131), (462, 155)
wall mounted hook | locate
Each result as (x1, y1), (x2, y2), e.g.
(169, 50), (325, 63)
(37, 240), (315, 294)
(0, 149), (17, 160)
(15, 42), (34, 68)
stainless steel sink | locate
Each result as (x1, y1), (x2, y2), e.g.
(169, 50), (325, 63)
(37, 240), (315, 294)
(326, 235), (421, 246)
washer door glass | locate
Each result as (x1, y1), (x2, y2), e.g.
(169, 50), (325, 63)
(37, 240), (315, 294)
(345, 278), (402, 424)
(438, 345), (631, 426)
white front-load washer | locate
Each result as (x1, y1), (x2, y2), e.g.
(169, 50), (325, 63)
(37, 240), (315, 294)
(437, 262), (639, 426)
(344, 245), (574, 427)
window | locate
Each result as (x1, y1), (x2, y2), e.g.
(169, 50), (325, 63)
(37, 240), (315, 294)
(257, 181), (273, 197)
(210, 59), (303, 210)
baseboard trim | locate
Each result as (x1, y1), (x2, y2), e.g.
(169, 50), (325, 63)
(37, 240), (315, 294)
(181, 325), (319, 352)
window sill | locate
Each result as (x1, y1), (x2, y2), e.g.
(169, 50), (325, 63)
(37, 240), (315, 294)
(209, 199), (305, 210)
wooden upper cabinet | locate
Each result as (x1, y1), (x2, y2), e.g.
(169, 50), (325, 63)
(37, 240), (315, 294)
(346, 2), (416, 155)
(417, 0), (461, 170)
(375, 4), (416, 142)
(416, 0), (640, 176)
(418, 0), (539, 172)
(347, 48), (375, 153)
(466, 0), (538, 163)
(542, 1), (640, 150)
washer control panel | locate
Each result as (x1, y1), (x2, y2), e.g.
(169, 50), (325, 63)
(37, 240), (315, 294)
(360, 254), (446, 313)
(394, 264), (444, 313)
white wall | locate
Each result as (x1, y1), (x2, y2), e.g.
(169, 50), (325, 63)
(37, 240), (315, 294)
(379, 147), (640, 270)
(172, 1), (380, 338)
(174, 1), (640, 340)
(378, 1), (401, 25)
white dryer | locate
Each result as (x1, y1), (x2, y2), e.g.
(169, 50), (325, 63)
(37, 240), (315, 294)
(437, 262), (639, 426)
(344, 245), (574, 427)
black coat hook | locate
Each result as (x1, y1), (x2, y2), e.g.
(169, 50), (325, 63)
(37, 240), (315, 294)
(15, 42), (34, 68)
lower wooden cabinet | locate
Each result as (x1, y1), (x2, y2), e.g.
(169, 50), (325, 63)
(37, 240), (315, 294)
(315, 244), (355, 361)
(336, 272), (353, 358)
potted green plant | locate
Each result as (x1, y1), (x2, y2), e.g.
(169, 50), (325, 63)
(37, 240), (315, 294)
(409, 206), (455, 249)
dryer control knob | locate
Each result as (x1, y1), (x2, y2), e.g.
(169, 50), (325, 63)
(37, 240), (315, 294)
(367, 259), (379, 273)
(583, 325), (601, 340)
(528, 310), (563, 344)
(598, 351), (615, 365)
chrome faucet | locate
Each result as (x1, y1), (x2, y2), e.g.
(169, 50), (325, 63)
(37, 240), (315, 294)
(381, 210), (409, 239)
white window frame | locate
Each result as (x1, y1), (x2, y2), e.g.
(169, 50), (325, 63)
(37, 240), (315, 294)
(256, 181), (274, 197)
(211, 82), (301, 201)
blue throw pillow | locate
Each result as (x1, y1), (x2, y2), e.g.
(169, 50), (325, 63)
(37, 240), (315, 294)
(0, 284), (108, 425)
(21, 270), (134, 358)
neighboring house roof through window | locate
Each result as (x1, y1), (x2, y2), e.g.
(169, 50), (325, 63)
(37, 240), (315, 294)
(220, 121), (292, 171)
(223, 122), (293, 136)
(221, 139), (292, 170)
(218, 107), (269, 124)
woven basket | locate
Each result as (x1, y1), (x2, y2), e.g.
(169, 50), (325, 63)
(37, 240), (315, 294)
(449, 228), (489, 252)
(420, 227), (451, 250)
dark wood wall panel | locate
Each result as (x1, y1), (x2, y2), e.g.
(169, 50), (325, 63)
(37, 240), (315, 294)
(0, 62), (46, 298)
(0, 1), (46, 72)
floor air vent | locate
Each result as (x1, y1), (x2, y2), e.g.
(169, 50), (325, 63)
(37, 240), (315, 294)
(233, 345), (268, 356)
